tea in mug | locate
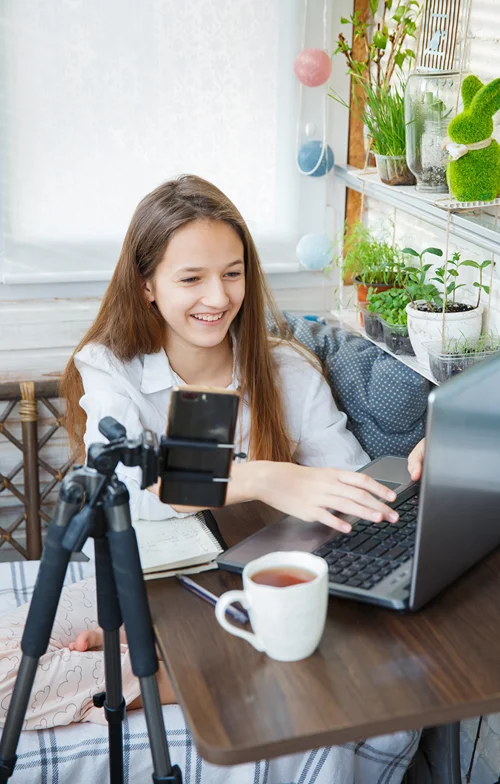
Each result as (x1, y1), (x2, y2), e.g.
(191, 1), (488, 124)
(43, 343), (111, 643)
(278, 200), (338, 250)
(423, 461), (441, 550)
(251, 566), (316, 588)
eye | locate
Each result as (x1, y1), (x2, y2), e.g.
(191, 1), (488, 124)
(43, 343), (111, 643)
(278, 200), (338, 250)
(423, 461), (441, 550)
(180, 276), (200, 284)
(224, 271), (242, 279)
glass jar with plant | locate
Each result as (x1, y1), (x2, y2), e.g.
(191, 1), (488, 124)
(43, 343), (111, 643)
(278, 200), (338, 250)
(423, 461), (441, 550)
(331, 0), (421, 185)
(405, 71), (462, 192)
(402, 249), (492, 368)
(366, 287), (414, 354)
(425, 333), (500, 383)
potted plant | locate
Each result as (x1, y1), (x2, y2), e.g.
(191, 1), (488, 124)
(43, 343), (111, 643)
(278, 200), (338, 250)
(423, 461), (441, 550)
(425, 333), (500, 383)
(342, 223), (404, 322)
(355, 81), (416, 186)
(366, 287), (414, 354)
(403, 249), (491, 368)
(358, 300), (384, 340)
(331, 0), (421, 184)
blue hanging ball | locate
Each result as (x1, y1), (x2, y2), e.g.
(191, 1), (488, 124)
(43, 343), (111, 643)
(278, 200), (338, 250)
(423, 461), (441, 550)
(298, 141), (334, 177)
(296, 233), (333, 270)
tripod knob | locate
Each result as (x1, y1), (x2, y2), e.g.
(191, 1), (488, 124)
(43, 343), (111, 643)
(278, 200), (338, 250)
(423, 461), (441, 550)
(99, 417), (127, 442)
(62, 506), (94, 552)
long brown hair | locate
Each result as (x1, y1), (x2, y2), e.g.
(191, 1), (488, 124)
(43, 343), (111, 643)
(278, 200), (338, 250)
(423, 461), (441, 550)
(61, 175), (296, 462)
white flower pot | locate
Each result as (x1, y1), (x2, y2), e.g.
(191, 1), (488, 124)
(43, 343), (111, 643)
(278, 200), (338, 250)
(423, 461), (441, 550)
(406, 302), (483, 369)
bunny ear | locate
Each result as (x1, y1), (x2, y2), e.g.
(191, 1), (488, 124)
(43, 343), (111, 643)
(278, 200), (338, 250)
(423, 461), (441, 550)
(470, 78), (500, 118)
(462, 75), (484, 109)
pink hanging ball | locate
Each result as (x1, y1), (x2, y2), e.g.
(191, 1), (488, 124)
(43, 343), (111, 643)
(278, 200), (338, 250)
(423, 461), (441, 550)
(294, 48), (332, 87)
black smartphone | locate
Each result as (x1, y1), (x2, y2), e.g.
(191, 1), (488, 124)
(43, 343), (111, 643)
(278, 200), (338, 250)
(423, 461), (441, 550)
(159, 386), (240, 508)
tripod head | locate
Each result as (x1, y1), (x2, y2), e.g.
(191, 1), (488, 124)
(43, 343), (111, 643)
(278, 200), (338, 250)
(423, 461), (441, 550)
(60, 417), (161, 554)
(88, 416), (159, 488)
(61, 415), (241, 555)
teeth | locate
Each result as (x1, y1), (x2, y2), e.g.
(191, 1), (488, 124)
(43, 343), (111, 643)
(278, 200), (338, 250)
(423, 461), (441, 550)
(192, 312), (224, 322)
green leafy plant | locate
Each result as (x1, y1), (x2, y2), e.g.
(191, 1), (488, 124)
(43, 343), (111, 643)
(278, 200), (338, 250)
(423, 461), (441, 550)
(334, 0), (420, 91)
(402, 245), (443, 271)
(331, 1), (421, 158)
(459, 258), (493, 308)
(441, 332), (500, 355)
(333, 79), (408, 156)
(401, 247), (494, 312)
(366, 287), (410, 325)
(341, 223), (404, 285)
(430, 252), (467, 306)
(400, 245), (443, 311)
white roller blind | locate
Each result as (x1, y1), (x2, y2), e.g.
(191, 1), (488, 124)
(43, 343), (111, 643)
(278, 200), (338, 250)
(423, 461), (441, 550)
(0, 0), (329, 284)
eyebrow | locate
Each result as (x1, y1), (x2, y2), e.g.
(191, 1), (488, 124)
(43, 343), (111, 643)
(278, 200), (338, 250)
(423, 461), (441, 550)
(176, 259), (244, 274)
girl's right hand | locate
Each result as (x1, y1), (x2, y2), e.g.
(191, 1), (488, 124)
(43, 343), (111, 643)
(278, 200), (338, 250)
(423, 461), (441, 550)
(249, 462), (399, 533)
(408, 439), (425, 481)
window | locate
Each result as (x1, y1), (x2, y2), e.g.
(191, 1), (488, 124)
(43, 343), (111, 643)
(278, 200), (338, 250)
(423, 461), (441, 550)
(0, 0), (333, 286)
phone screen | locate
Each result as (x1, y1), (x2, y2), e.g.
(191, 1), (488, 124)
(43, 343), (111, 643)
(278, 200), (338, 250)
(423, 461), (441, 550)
(159, 386), (240, 508)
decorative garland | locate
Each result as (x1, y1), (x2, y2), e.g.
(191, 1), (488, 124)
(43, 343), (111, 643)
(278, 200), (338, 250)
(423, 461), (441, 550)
(294, 0), (334, 272)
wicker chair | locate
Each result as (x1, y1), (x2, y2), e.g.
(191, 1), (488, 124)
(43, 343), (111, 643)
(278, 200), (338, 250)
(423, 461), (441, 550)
(0, 378), (73, 559)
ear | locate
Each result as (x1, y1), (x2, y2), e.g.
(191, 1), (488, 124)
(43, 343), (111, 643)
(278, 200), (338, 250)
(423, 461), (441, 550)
(143, 279), (155, 303)
(470, 77), (500, 118)
(461, 75), (484, 109)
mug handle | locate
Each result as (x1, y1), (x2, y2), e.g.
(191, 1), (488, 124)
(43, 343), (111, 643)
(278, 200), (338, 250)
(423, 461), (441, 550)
(215, 590), (265, 652)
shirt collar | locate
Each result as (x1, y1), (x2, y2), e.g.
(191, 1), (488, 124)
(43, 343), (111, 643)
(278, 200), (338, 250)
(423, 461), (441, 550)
(140, 349), (178, 394)
(140, 336), (240, 394)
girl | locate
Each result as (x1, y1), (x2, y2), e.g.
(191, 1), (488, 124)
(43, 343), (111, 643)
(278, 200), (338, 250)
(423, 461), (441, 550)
(63, 174), (399, 530)
(1, 175), (402, 731)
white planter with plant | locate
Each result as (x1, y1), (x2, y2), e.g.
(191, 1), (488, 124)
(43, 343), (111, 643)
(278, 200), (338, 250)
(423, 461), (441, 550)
(406, 303), (483, 368)
(402, 248), (491, 369)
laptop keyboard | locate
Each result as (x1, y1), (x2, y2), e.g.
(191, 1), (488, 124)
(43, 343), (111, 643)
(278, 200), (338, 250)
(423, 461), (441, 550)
(313, 493), (419, 591)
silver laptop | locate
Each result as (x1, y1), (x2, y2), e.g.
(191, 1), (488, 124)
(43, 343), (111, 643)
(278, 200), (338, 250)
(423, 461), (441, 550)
(218, 352), (500, 611)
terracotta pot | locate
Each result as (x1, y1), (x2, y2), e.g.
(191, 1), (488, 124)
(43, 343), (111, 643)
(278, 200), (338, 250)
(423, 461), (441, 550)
(354, 278), (396, 325)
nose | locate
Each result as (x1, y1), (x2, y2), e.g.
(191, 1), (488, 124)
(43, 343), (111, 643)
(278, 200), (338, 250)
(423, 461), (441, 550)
(202, 276), (231, 310)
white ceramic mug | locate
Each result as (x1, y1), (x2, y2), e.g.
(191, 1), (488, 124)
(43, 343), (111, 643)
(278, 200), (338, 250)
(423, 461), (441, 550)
(215, 551), (328, 662)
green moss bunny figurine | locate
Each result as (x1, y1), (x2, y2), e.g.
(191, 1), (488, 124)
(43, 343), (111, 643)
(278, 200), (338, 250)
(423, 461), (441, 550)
(445, 75), (500, 202)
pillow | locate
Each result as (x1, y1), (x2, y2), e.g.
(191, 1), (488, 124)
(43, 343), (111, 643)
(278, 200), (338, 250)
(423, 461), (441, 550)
(280, 313), (429, 459)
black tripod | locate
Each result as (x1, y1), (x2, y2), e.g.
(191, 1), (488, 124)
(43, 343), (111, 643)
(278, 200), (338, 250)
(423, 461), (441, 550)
(0, 417), (234, 784)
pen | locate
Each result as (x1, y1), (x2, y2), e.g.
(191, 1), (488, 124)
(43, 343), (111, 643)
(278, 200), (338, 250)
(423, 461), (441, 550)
(177, 575), (249, 625)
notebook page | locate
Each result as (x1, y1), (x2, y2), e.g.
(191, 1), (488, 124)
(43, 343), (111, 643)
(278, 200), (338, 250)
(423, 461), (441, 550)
(134, 514), (222, 574)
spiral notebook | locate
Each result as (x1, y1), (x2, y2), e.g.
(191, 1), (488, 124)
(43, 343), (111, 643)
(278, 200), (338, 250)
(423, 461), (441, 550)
(134, 512), (224, 581)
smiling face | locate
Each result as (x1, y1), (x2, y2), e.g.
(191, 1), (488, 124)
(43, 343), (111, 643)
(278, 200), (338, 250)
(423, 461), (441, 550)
(144, 219), (246, 351)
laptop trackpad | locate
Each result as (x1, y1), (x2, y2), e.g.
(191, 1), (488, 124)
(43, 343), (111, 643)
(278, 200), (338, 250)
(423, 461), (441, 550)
(217, 517), (335, 573)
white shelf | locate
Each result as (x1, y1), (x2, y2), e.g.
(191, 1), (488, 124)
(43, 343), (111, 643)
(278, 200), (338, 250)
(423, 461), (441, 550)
(334, 165), (500, 258)
(328, 308), (439, 385)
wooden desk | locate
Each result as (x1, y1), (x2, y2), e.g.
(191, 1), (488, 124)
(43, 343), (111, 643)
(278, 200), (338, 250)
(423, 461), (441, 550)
(147, 502), (500, 766)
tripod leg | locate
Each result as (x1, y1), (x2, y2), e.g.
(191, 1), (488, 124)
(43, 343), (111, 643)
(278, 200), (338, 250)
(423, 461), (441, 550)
(93, 534), (126, 784)
(104, 486), (181, 784)
(0, 492), (81, 782)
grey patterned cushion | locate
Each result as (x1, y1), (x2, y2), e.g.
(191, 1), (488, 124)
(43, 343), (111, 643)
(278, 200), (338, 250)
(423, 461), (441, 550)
(280, 313), (429, 459)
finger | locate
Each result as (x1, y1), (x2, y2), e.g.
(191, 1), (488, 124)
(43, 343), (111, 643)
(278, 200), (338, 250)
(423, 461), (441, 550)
(408, 442), (424, 481)
(316, 493), (398, 524)
(315, 507), (353, 533)
(336, 471), (397, 502)
(327, 485), (399, 521)
(408, 462), (422, 481)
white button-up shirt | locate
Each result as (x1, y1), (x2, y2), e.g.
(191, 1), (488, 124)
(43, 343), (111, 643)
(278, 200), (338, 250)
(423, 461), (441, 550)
(75, 341), (369, 521)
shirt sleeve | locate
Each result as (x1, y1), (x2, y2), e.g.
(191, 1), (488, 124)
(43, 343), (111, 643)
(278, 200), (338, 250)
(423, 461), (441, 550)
(75, 359), (188, 522)
(294, 365), (370, 471)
